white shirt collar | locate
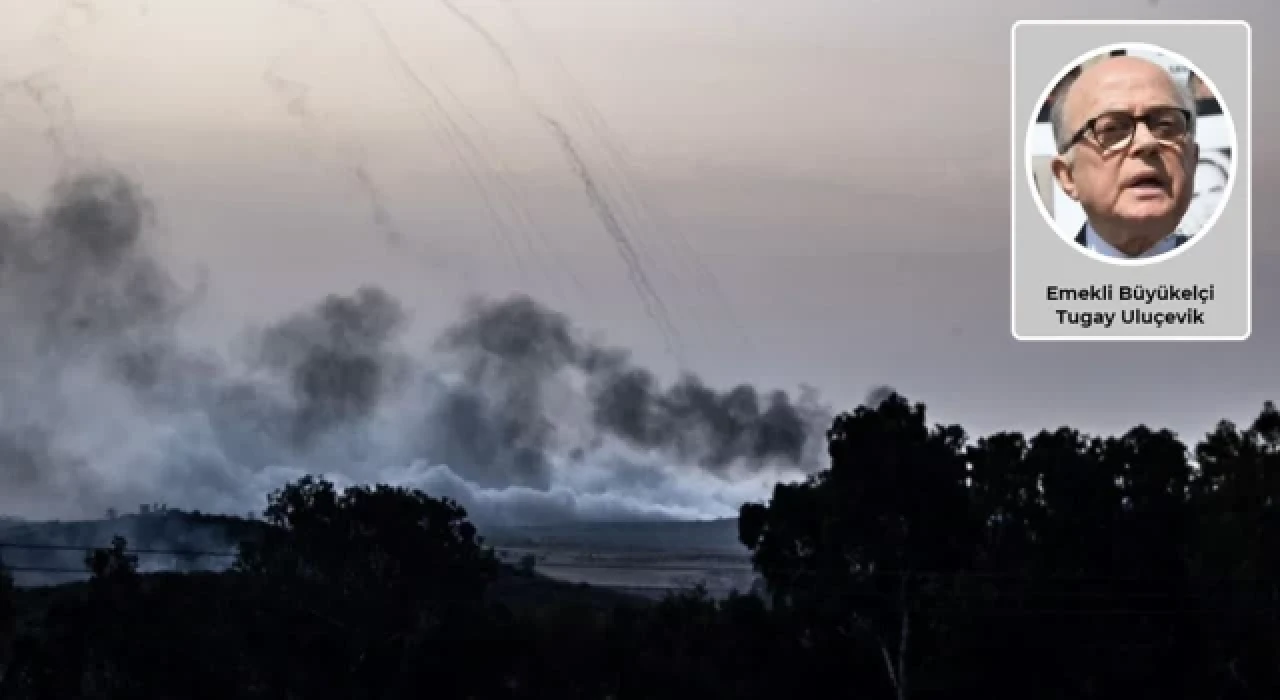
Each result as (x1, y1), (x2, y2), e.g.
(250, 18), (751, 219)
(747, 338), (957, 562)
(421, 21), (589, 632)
(1084, 223), (1179, 259)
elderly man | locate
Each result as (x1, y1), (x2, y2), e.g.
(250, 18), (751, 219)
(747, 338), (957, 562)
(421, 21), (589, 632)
(1050, 55), (1200, 259)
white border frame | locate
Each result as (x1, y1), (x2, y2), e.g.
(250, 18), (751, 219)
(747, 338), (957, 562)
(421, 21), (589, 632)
(1024, 41), (1237, 267)
(1010, 19), (1252, 342)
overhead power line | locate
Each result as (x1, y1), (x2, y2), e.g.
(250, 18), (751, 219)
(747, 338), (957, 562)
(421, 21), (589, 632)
(0, 541), (238, 557)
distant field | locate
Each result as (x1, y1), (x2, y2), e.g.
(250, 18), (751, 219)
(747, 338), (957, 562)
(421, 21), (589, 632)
(1, 514), (761, 597)
(483, 518), (746, 555)
(485, 519), (758, 597)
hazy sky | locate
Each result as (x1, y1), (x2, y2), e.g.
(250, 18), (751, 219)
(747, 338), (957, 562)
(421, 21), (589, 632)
(1, 0), (1276, 444)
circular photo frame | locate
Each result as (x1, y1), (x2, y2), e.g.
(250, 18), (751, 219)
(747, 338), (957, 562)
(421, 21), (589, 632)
(1025, 42), (1239, 266)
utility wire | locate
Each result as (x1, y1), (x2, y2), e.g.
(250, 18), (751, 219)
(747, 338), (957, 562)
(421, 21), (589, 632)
(0, 541), (237, 557)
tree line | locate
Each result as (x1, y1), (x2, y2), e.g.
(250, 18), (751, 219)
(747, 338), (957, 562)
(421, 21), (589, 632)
(0, 393), (1277, 698)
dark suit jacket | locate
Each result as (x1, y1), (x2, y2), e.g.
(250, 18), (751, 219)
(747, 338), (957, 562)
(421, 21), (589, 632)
(1075, 225), (1189, 251)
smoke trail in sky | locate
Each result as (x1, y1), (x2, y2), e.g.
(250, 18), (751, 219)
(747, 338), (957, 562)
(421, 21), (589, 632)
(432, 0), (753, 367)
(438, 0), (516, 72)
(262, 3), (431, 262)
(536, 113), (685, 362)
(496, 0), (752, 351)
(353, 0), (549, 290)
(357, 0), (688, 365)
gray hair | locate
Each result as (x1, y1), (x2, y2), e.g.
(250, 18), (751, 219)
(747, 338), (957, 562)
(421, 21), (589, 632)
(1050, 58), (1198, 156)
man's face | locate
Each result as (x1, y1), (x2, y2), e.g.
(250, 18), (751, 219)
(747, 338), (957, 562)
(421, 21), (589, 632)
(1051, 57), (1198, 254)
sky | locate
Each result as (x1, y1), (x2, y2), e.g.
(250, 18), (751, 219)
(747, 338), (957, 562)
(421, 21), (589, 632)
(1, 0), (1276, 450)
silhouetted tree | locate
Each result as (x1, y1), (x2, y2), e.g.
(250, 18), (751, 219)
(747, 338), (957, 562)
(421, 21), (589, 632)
(1190, 401), (1280, 698)
(232, 475), (500, 698)
(518, 553), (538, 576)
(741, 393), (975, 699)
(85, 535), (138, 581)
(740, 395), (1280, 698)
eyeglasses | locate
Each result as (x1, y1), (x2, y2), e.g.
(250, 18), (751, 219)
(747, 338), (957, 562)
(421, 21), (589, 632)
(1061, 106), (1192, 154)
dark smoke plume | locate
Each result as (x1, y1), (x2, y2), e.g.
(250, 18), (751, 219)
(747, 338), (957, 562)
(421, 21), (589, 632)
(426, 296), (596, 490)
(2, 171), (181, 348)
(0, 170), (831, 527)
(257, 286), (409, 447)
(0, 171), (189, 515)
(591, 371), (819, 471)
(428, 295), (830, 478)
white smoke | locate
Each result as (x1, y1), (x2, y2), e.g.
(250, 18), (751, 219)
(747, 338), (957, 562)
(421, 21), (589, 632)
(0, 170), (827, 526)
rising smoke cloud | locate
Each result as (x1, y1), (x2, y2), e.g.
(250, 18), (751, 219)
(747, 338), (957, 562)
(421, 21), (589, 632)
(0, 170), (831, 527)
